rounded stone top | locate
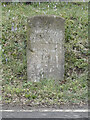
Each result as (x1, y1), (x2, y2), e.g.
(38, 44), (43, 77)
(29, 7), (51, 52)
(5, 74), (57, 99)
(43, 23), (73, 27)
(27, 15), (65, 33)
(27, 15), (65, 23)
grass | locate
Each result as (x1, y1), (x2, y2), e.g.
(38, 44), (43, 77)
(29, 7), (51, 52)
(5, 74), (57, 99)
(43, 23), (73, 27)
(2, 75), (88, 106)
(1, 2), (88, 107)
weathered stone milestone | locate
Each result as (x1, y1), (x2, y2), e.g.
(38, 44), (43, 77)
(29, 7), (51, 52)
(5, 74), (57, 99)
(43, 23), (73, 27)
(27, 15), (65, 82)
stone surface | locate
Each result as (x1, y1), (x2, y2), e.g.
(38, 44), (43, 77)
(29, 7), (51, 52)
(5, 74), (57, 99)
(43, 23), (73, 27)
(27, 15), (65, 82)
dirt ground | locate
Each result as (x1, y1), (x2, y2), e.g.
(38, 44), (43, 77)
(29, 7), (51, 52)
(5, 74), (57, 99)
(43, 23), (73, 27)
(2, 103), (88, 110)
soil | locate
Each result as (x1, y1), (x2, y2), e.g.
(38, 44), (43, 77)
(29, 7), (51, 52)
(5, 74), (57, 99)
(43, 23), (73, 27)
(1, 103), (88, 110)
